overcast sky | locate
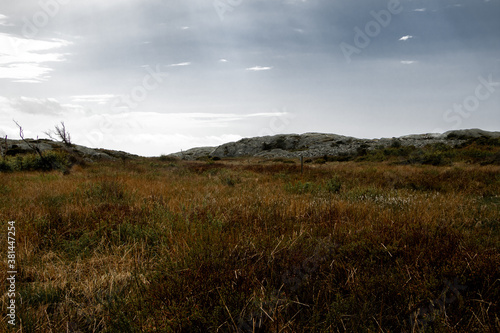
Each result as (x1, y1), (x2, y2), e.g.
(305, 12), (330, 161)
(0, 0), (499, 156)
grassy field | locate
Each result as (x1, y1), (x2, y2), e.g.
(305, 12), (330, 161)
(0, 154), (499, 332)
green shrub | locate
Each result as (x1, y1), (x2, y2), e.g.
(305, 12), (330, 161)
(1, 150), (71, 172)
(223, 176), (236, 186)
(390, 138), (402, 148)
(285, 181), (317, 194)
(0, 160), (12, 172)
(464, 136), (500, 147)
(356, 144), (370, 156)
(421, 153), (452, 166)
(159, 154), (178, 162)
(84, 179), (128, 202)
(325, 176), (342, 193)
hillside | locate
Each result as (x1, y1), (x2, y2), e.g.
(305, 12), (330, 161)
(169, 128), (500, 160)
(1, 128), (499, 173)
(0, 137), (139, 172)
(2, 138), (137, 161)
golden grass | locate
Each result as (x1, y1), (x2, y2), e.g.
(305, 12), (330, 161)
(0, 159), (499, 332)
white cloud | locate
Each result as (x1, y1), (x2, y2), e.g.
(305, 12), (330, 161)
(0, 14), (13, 26)
(168, 62), (191, 67)
(71, 94), (117, 104)
(245, 112), (287, 118)
(0, 63), (53, 82)
(401, 60), (417, 65)
(399, 35), (413, 41)
(246, 66), (273, 71)
(127, 111), (287, 125)
(413, 8), (426, 12)
(0, 33), (71, 82)
(219, 59), (228, 63)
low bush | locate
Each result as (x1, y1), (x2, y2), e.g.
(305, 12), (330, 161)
(285, 181), (317, 194)
(324, 176), (342, 193)
(158, 154), (178, 162)
(0, 150), (72, 172)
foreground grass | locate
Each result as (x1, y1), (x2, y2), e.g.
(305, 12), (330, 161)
(0, 158), (499, 332)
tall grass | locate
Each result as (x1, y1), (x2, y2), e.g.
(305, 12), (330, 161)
(0, 158), (499, 332)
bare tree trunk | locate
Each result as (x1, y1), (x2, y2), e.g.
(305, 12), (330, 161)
(13, 120), (52, 169)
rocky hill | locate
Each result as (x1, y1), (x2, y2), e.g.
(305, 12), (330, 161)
(1, 138), (138, 162)
(169, 129), (500, 160)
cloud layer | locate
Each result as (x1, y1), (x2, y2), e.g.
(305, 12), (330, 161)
(0, 0), (499, 155)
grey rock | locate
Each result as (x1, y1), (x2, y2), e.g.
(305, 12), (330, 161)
(168, 146), (216, 160)
(169, 129), (500, 160)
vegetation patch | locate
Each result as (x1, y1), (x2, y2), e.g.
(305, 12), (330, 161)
(1, 143), (499, 332)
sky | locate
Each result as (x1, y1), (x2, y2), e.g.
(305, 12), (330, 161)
(0, 0), (499, 156)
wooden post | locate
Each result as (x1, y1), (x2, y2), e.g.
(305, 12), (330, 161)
(1, 136), (6, 160)
(300, 156), (304, 173)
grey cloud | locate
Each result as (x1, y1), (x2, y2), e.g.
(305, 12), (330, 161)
(10, 97), (86, 116)
(11, 97), (64, 115)
(0, 0), (498, 155)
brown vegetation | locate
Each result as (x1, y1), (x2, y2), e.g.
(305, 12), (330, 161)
(0, 157), (499, 332)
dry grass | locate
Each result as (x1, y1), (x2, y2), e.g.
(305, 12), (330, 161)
(0, 158), (499, 332)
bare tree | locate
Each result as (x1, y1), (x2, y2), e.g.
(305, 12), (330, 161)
(13, 120), (46, 160)
(45, 121), (72, 146)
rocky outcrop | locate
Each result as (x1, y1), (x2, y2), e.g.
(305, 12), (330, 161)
(169, 129), (500, 160)
(168, 147), (217, 160)
(3, 139), (138, 161)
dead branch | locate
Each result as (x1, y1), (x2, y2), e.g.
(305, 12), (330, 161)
(45, 121), (72, 146)
(13, 120), (45, 161)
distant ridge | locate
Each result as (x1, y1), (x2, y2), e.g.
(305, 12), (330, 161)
(169, 129), (500, 160)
